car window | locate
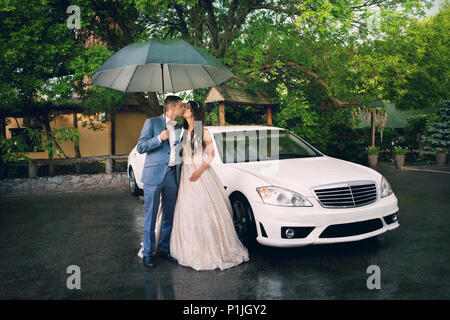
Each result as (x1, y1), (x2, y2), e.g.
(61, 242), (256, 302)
(213, 129), (322, 164)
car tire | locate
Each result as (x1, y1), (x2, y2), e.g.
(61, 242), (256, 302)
(129, 167), (143, 196)
(231, 194), (257, 248)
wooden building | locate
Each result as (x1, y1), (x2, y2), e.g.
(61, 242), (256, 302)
(205, 87), (276, 126)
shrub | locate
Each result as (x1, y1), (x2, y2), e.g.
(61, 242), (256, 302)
(420, 100), (450, 156)
(435, 147), (447, 154)
(273, 85), (358, 161)
(366, 146), (380, 155)
(204, 103), (220, 126)
(394, 147), (409, 155)
(404, 114), (431, 150)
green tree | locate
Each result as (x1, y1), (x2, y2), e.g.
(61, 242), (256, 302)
(0, 0), (87, 161)
(1, 0), (440, 165)
(420, 100), (450, 157)
(371, 1), (449, 110)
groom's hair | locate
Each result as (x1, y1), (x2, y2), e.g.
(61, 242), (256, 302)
(164, 95), (182, 109)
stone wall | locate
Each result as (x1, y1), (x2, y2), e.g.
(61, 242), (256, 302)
(0, 173), (129, 196)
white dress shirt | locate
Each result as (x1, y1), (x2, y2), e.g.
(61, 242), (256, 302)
(158, 116), (178, 166)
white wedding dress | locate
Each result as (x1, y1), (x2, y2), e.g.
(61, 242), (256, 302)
(139, 129), (249, 271)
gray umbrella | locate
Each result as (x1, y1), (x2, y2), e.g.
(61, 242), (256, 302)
(91, 39), (234, 93)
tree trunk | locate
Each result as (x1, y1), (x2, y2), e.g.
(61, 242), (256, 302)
(0, 116), (6, 178)
(371, 111), (376, 147)
(40, 114), (53, 159)
(73, 113), (81, 174)
(1, 116), (7, 138)
(72, 113), (81, 158)
(40, 115), (56, 176)
(39, 113), (67, 160)
(130, 92), (162, 118)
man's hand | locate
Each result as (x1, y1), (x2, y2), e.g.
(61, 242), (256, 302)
(159, 130), (169, 141)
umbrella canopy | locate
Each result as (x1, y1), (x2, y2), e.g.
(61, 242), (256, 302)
(91, 39), (234, 93)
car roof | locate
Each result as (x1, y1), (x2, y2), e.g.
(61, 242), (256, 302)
(205, 125), (283, 134)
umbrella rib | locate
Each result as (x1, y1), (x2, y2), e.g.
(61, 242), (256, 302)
(202, 65), (219, 87)
(183, 65), (196, 90)
(167, 64), (175, 93)
(124, 65), (138, 93)
(110, 67), (126, 89)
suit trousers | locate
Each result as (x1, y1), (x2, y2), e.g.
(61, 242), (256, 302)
(142, 168), (178, 257)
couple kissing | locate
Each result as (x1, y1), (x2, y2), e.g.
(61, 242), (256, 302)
(137, 95), (249, 271)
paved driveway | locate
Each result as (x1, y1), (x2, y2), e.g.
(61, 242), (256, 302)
(0, 164), (449, 299)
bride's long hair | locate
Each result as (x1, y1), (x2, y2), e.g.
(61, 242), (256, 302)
(182, 100), (206, 157)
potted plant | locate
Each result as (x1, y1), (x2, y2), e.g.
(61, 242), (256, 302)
(435, 147), (447, 165)
(366, 146), (380, 168)
(394, 147), (408, 169)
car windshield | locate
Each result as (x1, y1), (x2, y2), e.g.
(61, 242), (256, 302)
(213, 129), (322, 164)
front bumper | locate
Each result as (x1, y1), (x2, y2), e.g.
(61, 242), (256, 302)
(251, 194), (399, 247)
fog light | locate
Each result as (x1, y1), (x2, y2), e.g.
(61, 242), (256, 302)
(285, 228), (295, 239)
(392, 213), (398, 222)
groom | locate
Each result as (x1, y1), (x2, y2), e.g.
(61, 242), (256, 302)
(137, 95), (184, 268)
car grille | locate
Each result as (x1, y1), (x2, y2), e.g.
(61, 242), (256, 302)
(314, 182), (377, 208)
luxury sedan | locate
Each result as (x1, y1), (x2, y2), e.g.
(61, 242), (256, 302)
(128, 125), (399, 247)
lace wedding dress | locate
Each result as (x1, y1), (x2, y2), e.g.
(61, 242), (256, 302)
(139, 129), (249, 271)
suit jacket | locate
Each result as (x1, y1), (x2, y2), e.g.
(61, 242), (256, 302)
(137, 114), (185, 186)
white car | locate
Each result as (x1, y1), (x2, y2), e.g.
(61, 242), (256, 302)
(128, 125), (399, 248)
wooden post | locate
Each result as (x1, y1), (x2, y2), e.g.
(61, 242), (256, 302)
(105, 157), (113, 175)
(75, 163), (81, 174)
(219, 103), (225, 126)
(110, 112), (116, 156)
(266, 105), (272, 126)
(110, 113), (116, 173)
(29, 161), (37, 178)
(49, 163), (55, 176)
(371, 111), (376, 147)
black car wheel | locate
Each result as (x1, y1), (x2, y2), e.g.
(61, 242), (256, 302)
(231, 194), (257, 248)
(129, 167), (143, 196)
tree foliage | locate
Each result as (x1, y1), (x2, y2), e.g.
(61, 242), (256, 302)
(1, 0), (446, 164)
(420, 100), (450, 156)
(370, 1), (450, 110)
(0, 0), (83, 112)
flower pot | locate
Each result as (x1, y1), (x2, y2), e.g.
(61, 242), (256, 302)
(368, 154), (378, 168)
(394, 154), (405, 169)
(436, 152), (447, 165)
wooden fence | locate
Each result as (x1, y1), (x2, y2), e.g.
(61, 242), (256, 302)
(5, 155), (129, 178)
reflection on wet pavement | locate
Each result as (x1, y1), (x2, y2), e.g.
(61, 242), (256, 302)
(0, 163), (449, 299)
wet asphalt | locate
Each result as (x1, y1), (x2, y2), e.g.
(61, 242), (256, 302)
(0, 163), (449, 300)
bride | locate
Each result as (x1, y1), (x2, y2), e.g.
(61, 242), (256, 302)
(139, 100), (249, 271)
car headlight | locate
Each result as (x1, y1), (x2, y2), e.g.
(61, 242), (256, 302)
(380, 176), (393, 198)
(256, 186), (313, 207)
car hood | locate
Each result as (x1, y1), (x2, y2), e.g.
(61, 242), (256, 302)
(228, 156), (381, 197)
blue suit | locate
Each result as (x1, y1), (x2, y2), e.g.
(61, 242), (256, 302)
(137, 114), (183, 257)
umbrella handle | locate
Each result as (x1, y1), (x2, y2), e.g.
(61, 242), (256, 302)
(161, 64), (166, 130)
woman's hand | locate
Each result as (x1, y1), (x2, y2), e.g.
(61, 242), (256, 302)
(189, 169), (203, 182)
